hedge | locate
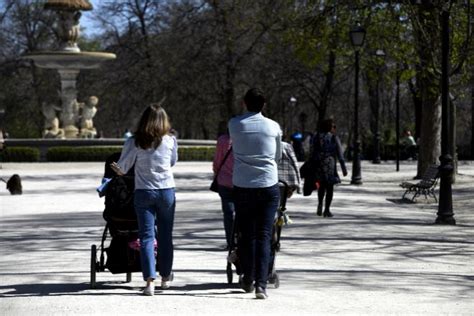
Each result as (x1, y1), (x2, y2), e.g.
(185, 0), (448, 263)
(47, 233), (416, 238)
(178, 146), (215, 161)
(45, 146), (216, 162)
(0, 146), (215, 162)
(47, 146), (123, 162)
(0, 146), (40, 162)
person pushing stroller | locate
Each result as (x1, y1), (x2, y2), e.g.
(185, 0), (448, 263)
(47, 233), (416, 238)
(110, 103), (178, 296)
(228, 88), (282, 299)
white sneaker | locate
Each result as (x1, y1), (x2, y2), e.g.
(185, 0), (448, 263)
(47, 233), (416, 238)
(142, 284), (154, 296)
(161, 273), (174, 289)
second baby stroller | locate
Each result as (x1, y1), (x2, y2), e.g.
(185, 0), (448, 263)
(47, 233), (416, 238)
(225, 181), (291, 289)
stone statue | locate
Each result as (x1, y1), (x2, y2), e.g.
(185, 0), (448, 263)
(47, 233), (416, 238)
(41, 102), (64, 138)
(58, 11), (81, 51)
(44, 0), (93, 52)
(44, 0), (93, 11)
(79, 96), (98, 138)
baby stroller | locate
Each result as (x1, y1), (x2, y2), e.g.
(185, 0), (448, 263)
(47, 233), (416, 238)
(226, 181), (290, 289)
(90, 153), (156, 289)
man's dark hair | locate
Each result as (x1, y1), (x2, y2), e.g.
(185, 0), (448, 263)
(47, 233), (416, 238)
(244, 88), (266, 112)
(320, 118), (334, 133)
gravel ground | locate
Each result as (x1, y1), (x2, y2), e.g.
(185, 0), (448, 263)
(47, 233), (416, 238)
(0, 161), (473, 315)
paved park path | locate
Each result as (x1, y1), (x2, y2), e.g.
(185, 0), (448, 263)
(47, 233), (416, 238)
(1, 161), (473, 315)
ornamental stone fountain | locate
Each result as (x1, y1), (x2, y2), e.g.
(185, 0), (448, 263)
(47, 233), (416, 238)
(22, 0), (116, 138)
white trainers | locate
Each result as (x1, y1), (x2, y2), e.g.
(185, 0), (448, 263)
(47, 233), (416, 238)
(142, 284), (154, 296)
(161, 273), (174, 289)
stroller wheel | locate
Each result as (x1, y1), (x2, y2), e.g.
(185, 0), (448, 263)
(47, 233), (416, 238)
(226, 262), (233, 284)
(126, 272), (132, 283)
(268, 272), (280, 288)
(273, 273), (280, 288)
(90, 244), (97, 289)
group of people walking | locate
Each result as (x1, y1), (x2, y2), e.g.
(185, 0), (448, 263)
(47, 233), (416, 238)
(111, 88), (347, 298)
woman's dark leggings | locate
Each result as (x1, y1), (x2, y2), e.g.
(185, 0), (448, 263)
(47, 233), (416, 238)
(318, 182), (334, 211)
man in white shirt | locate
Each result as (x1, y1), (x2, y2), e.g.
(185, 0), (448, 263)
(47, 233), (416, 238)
(228, 88), (282, 299)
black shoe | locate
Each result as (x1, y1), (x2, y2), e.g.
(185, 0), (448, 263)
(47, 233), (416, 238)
(240, 278), (254, 293)
(255, 287), (268, 299)
(317, 205), (322, 216)
(323, 211), (333, 218)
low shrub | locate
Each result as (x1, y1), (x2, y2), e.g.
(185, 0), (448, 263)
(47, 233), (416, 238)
(45, 146), (216, 162)
(178, 146), (215, 161)
(47, 146), (123, 162)
(0, 147), (40, 162)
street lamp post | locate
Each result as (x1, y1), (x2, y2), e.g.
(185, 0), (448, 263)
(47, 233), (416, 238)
(436, 5), (455, 225)
(372, 49), (386, 164)
(349, 24), (366, 185)
(299, 111), (307, 135)
(395, 64), (401, 172)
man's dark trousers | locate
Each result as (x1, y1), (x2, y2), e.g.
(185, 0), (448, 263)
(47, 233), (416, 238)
(234, 184), (280, 289)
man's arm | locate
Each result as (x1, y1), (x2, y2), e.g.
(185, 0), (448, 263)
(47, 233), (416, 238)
(275, 125), (282, 162)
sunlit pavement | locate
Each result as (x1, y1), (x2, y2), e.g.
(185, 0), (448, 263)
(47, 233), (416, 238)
(1, 161), (473, 315)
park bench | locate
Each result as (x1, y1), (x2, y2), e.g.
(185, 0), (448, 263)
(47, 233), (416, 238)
(400, 164), (439, 202)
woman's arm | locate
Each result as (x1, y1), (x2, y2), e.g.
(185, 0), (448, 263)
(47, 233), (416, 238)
(275, 132), (282, 163)
(115, 137), (138, 175)
(335, 136), (348, 176)
(170, 135), (178, 167)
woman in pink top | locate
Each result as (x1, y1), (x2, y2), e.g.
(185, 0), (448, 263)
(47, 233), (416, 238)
(212, 122), (234, 250)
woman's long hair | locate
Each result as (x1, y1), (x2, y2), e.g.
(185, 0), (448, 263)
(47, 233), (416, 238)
(134, 103), (170, 149)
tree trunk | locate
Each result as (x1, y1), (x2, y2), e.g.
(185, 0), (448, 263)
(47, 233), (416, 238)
(414, 8), (441, 178)
(366, 75), (377, 159)
(471, 74), (474, 159)
(407, 70), (422, 144)
(317, 50), (336, 129)
(224, 62), (236, 118)
(418, 91), (441, 177)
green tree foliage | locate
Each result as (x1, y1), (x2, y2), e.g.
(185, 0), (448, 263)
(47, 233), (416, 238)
(0, 0), (472, 170)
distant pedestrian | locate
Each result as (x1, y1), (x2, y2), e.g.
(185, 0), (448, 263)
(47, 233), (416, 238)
(111, 103), (177, 296)
(311, 119), (347, 217)
(0, 129), (4, 151)
(402, 130), (417, 160)
(229, 88), (282, 299)
(212, 121), (234, 250)
(278, 141), (301, 197)
(290, 131), (305, 161)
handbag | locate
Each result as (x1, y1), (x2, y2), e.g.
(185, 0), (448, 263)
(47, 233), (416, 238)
(210, 146), (232, 192)
(210, 177), (219, 192)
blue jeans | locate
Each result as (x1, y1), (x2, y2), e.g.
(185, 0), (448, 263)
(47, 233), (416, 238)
(218, 185), (235, 247)
(233, 184), (280, 289)
(134, 189), (175, 281)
